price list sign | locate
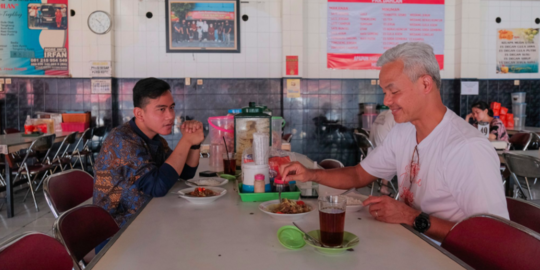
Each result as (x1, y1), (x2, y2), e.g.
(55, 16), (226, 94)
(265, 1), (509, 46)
(327, 0), (445, 70)
(496, 28), (539, 74)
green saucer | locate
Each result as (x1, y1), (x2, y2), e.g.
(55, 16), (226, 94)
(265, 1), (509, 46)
(305, 230), (359, 255)
(219, 174), (236, 181)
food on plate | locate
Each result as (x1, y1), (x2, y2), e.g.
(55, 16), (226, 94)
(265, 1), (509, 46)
(346, 196), (363, 205)
(186, 188), (218, 197)
(269, 199), (311, 214)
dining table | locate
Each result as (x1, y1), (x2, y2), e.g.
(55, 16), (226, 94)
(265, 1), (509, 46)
(506, 127), (540, 136)
(86, 153), (470, 270)
(0, 131), (73, 218)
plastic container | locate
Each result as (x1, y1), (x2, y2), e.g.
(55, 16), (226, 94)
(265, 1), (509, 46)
(511, 92), (526, 103)
(208, 116), (235, 152)
(363, 103), (377, 114)
(254, 174), (266, 193)
(514, 115), (526, 129)
(271, 116), (286, 149)
(242, 163), (270, 193)
(237, 182), (300, 202)
(362, 113), (378, 131)
(512, 103), (527, 116)
(61, 122), (89, 132)
(62, 112), (91, 123)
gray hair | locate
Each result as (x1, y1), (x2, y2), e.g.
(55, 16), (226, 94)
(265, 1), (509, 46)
(376, 42), (441, 90)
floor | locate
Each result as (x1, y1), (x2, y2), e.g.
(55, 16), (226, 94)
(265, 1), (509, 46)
(0, 187), (56, 242)
(0, 181), (390, 244)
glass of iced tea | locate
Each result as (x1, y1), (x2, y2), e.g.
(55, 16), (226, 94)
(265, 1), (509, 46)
(222, 152), (236, 175)
(318, 195), (347, 247)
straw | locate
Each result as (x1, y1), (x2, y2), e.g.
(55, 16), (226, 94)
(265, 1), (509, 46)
(222, 136), (230, 160)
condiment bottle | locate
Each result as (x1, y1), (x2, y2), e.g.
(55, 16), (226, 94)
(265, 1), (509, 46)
(254, 174), (265, 193)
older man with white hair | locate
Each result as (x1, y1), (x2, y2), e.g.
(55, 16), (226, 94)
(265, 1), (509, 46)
(280, 42), (508, 242)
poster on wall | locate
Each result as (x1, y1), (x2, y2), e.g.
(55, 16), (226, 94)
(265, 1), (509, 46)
(327, 0), (445, 70)
(165, 0), (240, 53)
(496, 28), (539, 74)
(0, 0), (69, 76)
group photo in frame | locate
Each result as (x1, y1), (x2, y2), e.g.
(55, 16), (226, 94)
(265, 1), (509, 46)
(166, 0), (240, 53)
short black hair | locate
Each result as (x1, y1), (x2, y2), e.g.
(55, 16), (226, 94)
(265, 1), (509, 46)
(471, 101), (493, 117)
(133, 78), (171, 108)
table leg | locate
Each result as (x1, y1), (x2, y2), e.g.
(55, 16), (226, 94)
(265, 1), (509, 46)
(5, 154), (13, 218)
(505, 175), (513, 197)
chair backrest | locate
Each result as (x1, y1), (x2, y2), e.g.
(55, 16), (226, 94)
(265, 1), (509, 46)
(54, 205), (120, 265)
(0, 231), (73, 270)
(52, 131), (78, 161)
(441, 214), (540, 270)
(4, 128), (20, 134)
(44, 169), (94, 218)
(17, 134), (56, 172)
(72, 128), (93, 151)
(353, 132), (374, 160)
(509, 132), (532, 150)
(506, 197), (540, 234)
(503, 153), (540, 179)
(319, 159), (344, 169)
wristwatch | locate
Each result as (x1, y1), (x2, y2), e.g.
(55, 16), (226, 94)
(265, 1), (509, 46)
(413, 212), (431, 233)
(190, 144), (201, 150)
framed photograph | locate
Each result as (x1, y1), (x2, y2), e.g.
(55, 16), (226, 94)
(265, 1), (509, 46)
(166, 0), (240, 53)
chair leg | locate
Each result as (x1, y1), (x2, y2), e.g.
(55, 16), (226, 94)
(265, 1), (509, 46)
(525, 177), (534, 200)
(512, 173), (528, 200)
(23, 173), (39, 212)
(35, 171), (49, 191)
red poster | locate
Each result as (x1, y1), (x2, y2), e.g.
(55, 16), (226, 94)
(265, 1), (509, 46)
(286, 56), (299, 76)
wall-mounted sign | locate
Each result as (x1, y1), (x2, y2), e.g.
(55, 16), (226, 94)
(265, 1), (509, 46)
(327, 0), (445, 70)
(497, 28), (539, 74)
(286, 79), (301, 98)
(91, 79), (112, 94)
(286, 56), (299, 76)
(90, 61), (112, 77)
(461, 81), (479, 96)
(0, 0), (69, 76)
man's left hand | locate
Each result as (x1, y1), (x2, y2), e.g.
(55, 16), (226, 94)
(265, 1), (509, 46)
(364, 196), (421, 226)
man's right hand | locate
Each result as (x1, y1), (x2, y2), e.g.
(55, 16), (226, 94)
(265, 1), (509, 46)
(279, 162), (317, 183)
(180, 121), (204, 146)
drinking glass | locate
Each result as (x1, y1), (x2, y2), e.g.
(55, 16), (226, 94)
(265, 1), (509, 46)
(209, 144), (224, 172)
(222, 152), (236, 175)
(318, 195), (347, 247)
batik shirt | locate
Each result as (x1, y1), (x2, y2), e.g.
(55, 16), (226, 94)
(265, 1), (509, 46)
(94, 119), (197, 227)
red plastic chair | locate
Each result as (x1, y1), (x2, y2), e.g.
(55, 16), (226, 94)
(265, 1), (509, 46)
(0, 231), (73, 270)
(507, 197), (540, 234)
(4, 128), (20, 134)
(442, 214), (540, 270)
(54, 205), (120, 270)
(319, 159), (344, 169)
(44, 169), (94, 218)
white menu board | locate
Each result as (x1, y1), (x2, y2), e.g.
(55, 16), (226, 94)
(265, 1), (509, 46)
(327, 0), (445, 70)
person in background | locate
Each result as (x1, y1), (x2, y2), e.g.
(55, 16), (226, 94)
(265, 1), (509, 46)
(94, 77), (204, 228)
(368, 109), (396, 196)
(209, 23), (215, 42)
(190, 21), (197, 42)
(55, 8), (62, 29)
(466, 101), (509, 143)
(61, 6), (67, 27)
(181, 20), (187, 42)
(280, 42), (508, 243)
(36, 7), (42, 26)
(29, 6), (37, 28)
(173, 20), (182, 43)
(202, 20), (209, 41)
(225, 20), (232, 44)
(214, 22), (219, 42)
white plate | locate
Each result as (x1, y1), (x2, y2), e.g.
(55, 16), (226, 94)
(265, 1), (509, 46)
(177, 187), (227, 204)
(345, 193), (368, 212)
(185, 177), (228, 187)
(258, 200), (313, 222)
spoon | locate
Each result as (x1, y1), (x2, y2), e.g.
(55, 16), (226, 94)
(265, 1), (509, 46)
(274, 178), (286, 203)
(293, 222), (323, 247)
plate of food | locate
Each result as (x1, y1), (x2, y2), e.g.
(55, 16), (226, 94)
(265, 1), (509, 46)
(177, 187), (227, 204)
(259, 199), (313, 222)
(185, 177), (228, 187)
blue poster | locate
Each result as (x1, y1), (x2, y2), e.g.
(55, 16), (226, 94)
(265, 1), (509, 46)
(0, 0), (69, 76)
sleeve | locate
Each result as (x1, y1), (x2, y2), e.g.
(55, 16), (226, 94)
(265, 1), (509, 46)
(360, 128), (398, 181)
(135, 163), (179, 197)
(442, 139), (509, 219)
(179, 163), (198, 180)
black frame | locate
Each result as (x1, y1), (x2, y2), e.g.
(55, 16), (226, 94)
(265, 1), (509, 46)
(165, 0), (240, 53)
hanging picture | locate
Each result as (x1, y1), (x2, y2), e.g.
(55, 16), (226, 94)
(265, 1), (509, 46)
(165, 0), (240, 53)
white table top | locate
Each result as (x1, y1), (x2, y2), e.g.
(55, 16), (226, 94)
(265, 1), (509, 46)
(87, 154), (467, 270)
(0, 131), (72, 154)
(507, 127), (540, 135)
